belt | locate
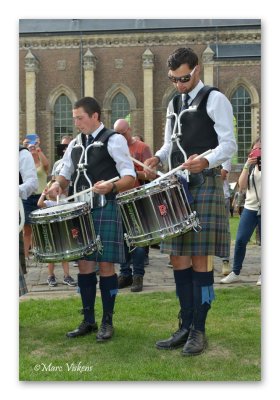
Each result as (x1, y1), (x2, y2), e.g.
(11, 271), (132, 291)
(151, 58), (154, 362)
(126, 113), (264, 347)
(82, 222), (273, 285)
(202, 167), (221, 177)
(189, 167), (221, 188)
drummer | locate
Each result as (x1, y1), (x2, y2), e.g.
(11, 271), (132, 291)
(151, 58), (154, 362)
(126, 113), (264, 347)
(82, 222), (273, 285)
(145, 47), (237, 356)
(49, 97), (136, 342)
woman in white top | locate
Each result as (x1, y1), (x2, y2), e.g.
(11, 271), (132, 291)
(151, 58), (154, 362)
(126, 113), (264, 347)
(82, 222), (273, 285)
(221, 137), (261, 285)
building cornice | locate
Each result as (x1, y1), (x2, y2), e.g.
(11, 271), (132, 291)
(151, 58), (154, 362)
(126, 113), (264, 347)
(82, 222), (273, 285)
(19, 29), (261, 51)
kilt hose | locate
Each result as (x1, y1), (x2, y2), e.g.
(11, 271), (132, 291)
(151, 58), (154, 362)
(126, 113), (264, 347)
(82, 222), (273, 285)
(161, 175), (230, 257)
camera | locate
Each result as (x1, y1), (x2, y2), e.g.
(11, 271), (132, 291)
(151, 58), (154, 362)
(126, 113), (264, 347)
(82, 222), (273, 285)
(57, 143), (68, 158)
(249, 148), (261, 159)
(249, 148), (261, 171)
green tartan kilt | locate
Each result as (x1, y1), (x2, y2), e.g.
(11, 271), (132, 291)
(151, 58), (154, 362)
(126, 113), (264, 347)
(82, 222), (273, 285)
(161, 175), (230, 257)
(83, 200), (125, 264)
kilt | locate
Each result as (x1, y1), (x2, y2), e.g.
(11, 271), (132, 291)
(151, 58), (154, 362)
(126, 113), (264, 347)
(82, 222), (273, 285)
(19, 264), (28, 297)
(19, 231), (26, 274)
(161, 175), (230, 257)
(83, 200), (125, 264)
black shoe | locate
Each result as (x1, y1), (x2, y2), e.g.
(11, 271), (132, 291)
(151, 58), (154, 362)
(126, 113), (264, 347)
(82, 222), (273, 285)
(66, 320), (98, 338)
(156, 328), (189, 350)
(131, 275), (143, 292)
(96, 322), (114, 342)
(118, 275), (133, 289)
(182, 329), (207, 356)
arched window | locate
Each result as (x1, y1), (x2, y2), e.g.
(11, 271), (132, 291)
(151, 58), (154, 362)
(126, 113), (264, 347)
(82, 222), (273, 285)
(111, 93), (130, 126)
(230, 86), (252, 163)
(54, 95), (74, 159)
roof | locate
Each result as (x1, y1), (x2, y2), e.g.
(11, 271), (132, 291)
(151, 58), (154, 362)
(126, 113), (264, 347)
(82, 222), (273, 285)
(210, 44), (261, 59)
(19, 19), (261, 35)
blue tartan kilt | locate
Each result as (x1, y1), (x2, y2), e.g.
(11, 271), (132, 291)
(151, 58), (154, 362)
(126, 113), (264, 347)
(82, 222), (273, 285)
(83, 200), (125, 264)
(161, 175), (230, 257)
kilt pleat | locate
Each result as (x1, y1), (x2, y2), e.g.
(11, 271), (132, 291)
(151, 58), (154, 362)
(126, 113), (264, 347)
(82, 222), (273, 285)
(161, 175), (230, 257)
(84, 200), (125, 264)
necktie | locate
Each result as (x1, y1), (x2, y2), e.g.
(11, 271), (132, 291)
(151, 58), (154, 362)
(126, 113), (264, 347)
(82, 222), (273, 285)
(86, 135), (93, 147)
(181, 94), (190, 111)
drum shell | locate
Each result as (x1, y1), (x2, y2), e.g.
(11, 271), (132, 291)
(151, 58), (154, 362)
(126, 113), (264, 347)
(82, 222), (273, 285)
(30, 202), (97, 262)
(116, 176), (197, 247)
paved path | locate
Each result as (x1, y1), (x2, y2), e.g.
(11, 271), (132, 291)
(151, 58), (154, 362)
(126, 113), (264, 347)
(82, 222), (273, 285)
(22, 243), (261, 300)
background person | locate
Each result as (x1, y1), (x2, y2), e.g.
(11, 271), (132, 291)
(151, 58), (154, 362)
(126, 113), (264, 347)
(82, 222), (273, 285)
(22, 138), (49, 260)
(51, 135), (73, 181)
(220, 137), (261, 285)
(37, 180), (77, 288)
(19, 144), (38, 296)
(145, 47), (237, 356)
(113, 118), (155, 292)
(219, 160), (232, 276)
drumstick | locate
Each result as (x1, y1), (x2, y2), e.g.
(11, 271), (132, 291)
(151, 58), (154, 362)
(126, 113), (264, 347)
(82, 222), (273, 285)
(153, 164), (185, 182)
(130, 156), (164, 176)
(193, 149), (212, 160)
(153, 149), (213, 183)
(64, 176), (120, 202)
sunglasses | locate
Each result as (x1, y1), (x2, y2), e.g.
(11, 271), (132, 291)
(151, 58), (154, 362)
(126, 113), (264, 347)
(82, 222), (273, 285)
(168, 66), (197, 83)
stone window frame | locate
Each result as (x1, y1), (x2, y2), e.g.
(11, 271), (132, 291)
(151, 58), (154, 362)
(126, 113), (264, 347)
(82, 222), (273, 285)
(46, 84), (78, 163)
(226, 77), (260, 164)
(103, 83), (137, 128)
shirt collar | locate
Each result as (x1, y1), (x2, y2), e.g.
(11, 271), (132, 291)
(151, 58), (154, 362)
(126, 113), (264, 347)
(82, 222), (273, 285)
(88, 122), (104, 139)
(188, 80), (204, 102)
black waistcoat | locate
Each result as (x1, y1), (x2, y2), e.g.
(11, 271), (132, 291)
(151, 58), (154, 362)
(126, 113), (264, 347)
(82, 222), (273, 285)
(69, 128), (119, 200)
(170, 86), (219, 168)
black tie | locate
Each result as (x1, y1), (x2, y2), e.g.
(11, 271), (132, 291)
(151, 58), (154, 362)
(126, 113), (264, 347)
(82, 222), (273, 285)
(86, 135), (93, 147)
(181, 94), (190, 111)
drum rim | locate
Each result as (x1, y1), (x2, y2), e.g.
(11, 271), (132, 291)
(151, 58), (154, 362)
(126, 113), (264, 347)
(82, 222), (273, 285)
(29, 201), (89, 221)
(116, 181), (180, 202)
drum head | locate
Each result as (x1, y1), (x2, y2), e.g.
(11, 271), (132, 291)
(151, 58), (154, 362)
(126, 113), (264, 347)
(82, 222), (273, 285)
(29, 201), (89, 223)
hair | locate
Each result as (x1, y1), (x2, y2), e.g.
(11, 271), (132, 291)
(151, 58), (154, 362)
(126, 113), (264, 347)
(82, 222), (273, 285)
(167, 47), (199, 71)
(133, 135), (144, 142)
(46, 179), (57, 189)
(74, 97), (101, 120)
(250, 135), (261, 149)
(61, 135), (72, 142)
(247, 135), (261, 188)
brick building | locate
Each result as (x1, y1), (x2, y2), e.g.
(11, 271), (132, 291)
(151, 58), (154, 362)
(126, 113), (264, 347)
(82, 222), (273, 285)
(19, 19), (261, 178)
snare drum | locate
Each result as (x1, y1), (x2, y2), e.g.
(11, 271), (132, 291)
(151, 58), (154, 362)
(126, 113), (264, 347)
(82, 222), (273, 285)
(116, 175), (200, 247)
(30, 201), (101, 263)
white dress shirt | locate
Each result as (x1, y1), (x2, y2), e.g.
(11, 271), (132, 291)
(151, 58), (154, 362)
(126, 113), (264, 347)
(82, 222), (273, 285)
(59, 123), (136, 181)
(19, 148), (38, 199)
(155, 81), (237, 169)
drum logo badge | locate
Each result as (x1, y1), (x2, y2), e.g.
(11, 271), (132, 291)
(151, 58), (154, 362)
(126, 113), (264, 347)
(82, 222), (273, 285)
(71, 228), (79, 239)
(158, 204), (168, 216)
(42, 225), (52, 253)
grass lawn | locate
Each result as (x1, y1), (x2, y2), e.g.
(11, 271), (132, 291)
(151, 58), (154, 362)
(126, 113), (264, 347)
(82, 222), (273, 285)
(19, 287), (261, 382)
